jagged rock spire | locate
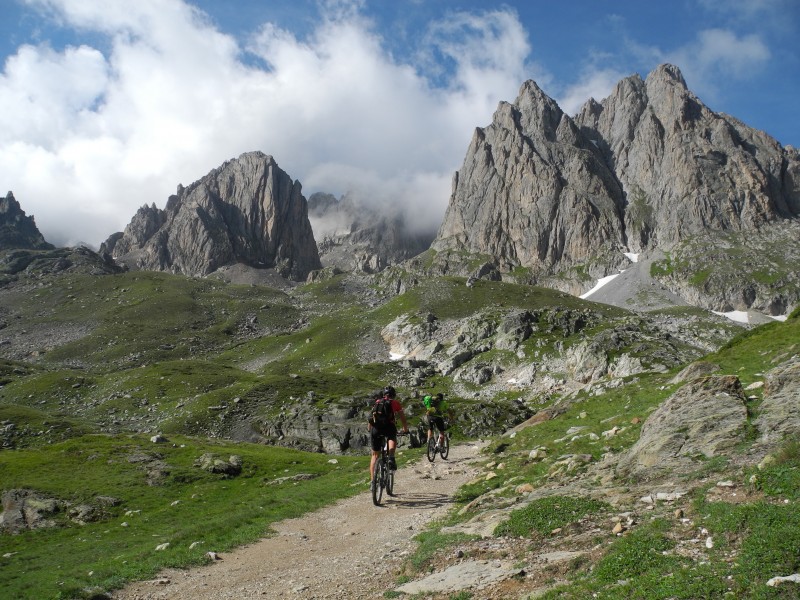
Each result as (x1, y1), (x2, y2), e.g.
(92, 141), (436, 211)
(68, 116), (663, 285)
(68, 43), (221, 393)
(104, 152), (321, 280)
(0, 191), (54, 251)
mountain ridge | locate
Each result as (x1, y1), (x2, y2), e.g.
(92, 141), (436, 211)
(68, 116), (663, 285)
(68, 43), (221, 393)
(429, 64), (800, 315)
(3, 63), (798, 316)
(0, 191), (54, 252)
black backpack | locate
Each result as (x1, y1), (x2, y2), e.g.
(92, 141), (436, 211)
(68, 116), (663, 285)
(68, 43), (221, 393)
(372, 397), (393, 426)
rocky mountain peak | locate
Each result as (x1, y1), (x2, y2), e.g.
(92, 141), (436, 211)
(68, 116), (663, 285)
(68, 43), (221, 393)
(647, 62), (688, 89)
(104, 151), (321, 280)
(515, 79), (565, 141)
(433, 63), (800, 304)
(433, 75), (627, 281)
(0, 191), (54, 251)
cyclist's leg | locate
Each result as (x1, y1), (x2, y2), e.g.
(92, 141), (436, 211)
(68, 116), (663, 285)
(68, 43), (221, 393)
(435, 416), (446, 445)
(369, 428), (382, 482)
(386, 424), (399, 469)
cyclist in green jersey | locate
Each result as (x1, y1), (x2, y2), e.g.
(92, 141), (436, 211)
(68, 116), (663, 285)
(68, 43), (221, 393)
(422, 392), (451, 448)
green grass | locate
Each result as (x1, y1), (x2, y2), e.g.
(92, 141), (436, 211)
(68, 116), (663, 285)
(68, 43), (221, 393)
(372, 276), (625, 323)
(749, 441), (800, 501)
(22, 271), (299, 369)
(688, 268), (713, 287)
(494, 495), (610, 538)
(0, 433), (367, 599)
(539, 519), (731, 599)
(697, 499), (800, 598)
(650, 253), (676, 277)
(407, 529), (479, 573)
(707, 309), (800, 387)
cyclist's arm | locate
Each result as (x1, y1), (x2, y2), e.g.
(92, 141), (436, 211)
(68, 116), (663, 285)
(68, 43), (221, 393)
(397, 408), (409, 432)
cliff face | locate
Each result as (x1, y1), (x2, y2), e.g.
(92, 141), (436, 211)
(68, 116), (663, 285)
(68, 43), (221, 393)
(0, 192), (54, 251)
(104, 152), (321, 280)
(433, 80), (627, 277)
(576, 64), (800, 250)
(433, 64), (800, 284)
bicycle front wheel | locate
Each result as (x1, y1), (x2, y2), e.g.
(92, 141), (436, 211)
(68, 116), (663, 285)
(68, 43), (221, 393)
(386, 467), (395, 496)
(441, 434), (450, 459)
(426, 436), (437, 462)
(372, 461), (384, 506)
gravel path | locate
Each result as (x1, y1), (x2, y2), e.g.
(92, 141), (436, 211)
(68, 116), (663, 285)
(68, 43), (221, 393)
(112, 442), (485, 600)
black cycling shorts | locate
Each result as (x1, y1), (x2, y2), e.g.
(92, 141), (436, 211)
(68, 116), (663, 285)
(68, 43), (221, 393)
(370, 423), (397, 451)
(427, 415), (446, 433)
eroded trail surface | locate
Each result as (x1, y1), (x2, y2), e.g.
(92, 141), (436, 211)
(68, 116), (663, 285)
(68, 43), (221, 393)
(113, 443), (484, 600)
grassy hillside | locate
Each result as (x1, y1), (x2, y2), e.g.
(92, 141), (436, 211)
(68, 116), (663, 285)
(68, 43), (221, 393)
(3, 252), (789, 599)
(0, 434), (365, 599)
(399, 308), (800, 599)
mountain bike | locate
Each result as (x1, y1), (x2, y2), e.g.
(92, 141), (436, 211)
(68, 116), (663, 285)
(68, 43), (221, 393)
(372, 432), (408, 506)
(426, 419), (450, 462)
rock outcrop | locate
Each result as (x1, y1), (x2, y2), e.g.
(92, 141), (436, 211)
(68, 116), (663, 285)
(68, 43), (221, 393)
(615, 375), (749, 481)
(104, 152), (321, 280)
(754, 357), (800, 448)
(432, 64), (800, 299)
(0, 192), (54, 251)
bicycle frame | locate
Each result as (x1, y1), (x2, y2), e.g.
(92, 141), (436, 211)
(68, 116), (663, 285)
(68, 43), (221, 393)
(371, 432), (407, 506)
(372, 435), (394, 506)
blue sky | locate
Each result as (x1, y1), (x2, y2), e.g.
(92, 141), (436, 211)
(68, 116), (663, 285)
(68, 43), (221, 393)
(1, 0), (798, 247)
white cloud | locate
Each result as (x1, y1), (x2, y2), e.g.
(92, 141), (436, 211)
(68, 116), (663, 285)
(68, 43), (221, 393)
(697, 0), (791, 22)
(1, 0), (531, 247)
(557, 67), (628, 116)
(618, 23), (771, 108)
(652, 28), (771, 104)
(672, 28), (770, 79)
(0, 43), (108, 146)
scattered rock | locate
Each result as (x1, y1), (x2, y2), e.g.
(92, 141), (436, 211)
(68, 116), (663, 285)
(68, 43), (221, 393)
(194, 453), (243, 477)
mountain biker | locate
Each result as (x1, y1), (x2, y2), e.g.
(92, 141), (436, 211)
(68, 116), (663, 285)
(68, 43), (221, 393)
(423, 392), (451, 450)
(368, 385), (409, 486)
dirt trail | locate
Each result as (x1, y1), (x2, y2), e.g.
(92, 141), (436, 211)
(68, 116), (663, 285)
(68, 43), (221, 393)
(113, 442), (484, 600)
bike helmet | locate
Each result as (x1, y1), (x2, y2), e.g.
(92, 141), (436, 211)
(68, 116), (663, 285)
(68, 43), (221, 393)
(382, 385), (396, 398)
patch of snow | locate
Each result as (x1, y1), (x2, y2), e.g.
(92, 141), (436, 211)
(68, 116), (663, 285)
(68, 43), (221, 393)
(712, 310), (750, 324)
(580, 273), (621, 299)
(770, 315), (788, 322)
(623, 252), (639, 263)
(389, 352), (405, 361)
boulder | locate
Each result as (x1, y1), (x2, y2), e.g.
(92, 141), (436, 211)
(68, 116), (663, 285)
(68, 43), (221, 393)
(754, 358), (800, 448)
(616, 375), (748, 481)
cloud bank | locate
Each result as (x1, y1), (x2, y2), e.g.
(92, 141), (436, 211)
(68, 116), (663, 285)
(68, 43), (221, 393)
(0, 0), (787, 248)
(0, 0), (535, 247)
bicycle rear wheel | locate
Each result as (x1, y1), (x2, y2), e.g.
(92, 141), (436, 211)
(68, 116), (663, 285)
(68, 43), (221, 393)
(372, 461), (384, 506)
(426, 436), (437, 462)
(440, 433), (450, 459)
(386, 466), (395, 496)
